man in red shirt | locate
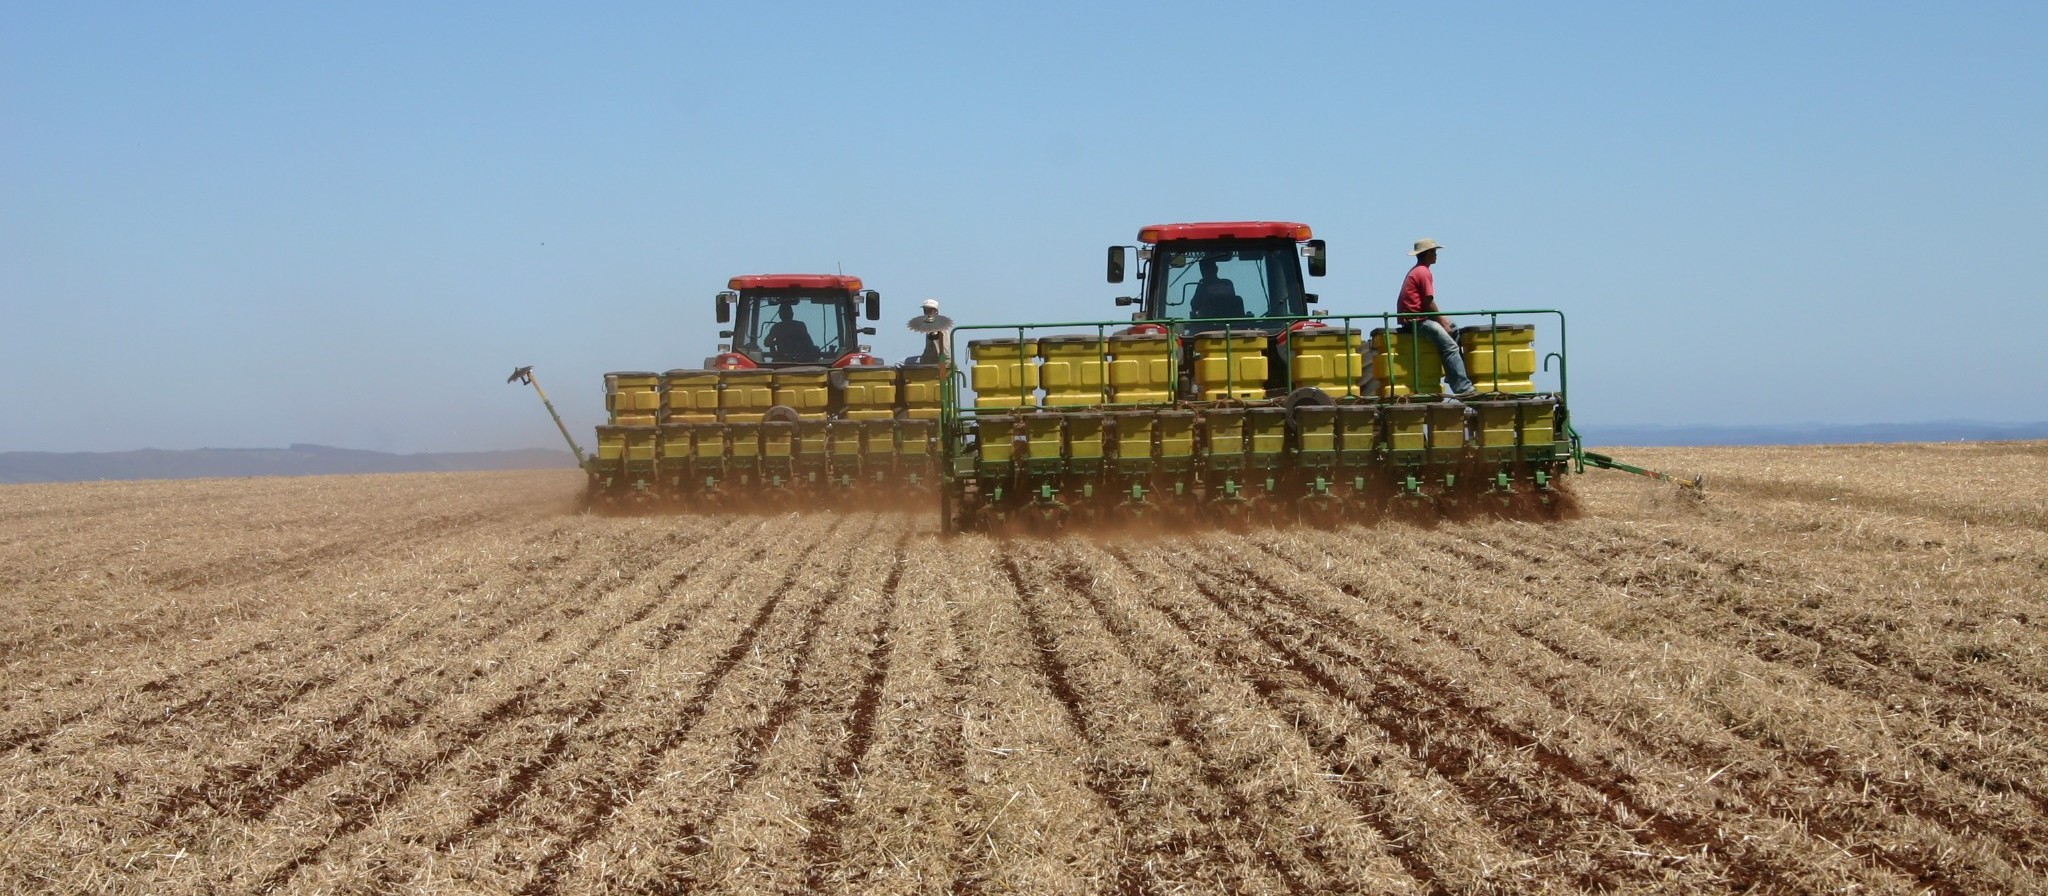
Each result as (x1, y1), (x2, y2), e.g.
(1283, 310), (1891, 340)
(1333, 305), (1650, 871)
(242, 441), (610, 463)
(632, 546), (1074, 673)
(1396, 238), (1476, 397)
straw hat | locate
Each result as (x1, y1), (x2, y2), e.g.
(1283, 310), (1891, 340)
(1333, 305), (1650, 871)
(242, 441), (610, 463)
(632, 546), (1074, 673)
(1407, 238), (1443, 256)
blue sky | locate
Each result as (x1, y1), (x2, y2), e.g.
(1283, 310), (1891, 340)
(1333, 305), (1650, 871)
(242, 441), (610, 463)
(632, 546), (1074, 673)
(3, 2), (2043, 453)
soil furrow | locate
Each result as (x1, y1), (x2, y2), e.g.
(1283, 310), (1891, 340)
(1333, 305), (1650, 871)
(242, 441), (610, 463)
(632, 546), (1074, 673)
(1372, 524), (2048, 876)
(800, 532), (911, 892)
(244, 520), (783, 891)
(127, 533), (692, 833)
(1245, 529), (2003, 895)
(1172, 547), (1776, 892)
(1038, 546), (1396, 896)
(996, 554), (1158, 896)
(0, 521), (598, 758)
(513, 517), (859, 896)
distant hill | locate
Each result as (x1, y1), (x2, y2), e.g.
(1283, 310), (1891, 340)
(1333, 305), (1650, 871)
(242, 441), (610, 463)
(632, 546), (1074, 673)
(4, 421), (2043, 484)
(1583, 420), (2048, 447)
(0, 444), (577, 484)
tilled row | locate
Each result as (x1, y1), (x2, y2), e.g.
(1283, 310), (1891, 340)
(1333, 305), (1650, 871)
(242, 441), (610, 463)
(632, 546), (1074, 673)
(1234, 523), (2043, 893)
(4, 451), (2045, 895)
(1426, 516), (2048, 829)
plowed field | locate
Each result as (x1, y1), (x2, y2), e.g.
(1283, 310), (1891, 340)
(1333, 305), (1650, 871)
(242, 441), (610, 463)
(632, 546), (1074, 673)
(4, 442), (2045, 894)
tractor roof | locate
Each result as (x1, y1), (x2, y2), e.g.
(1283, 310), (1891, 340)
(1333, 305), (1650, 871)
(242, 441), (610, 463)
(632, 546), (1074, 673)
(1136, 222), (1313, 243)
(727, 274), (864, 291)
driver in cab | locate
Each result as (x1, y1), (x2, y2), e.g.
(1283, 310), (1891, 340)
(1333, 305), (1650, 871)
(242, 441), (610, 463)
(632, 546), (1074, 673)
(764, 303), (819, 362)
(1190, 257), (1244, 320)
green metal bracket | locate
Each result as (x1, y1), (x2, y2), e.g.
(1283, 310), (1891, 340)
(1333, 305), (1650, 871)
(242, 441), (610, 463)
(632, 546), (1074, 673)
(1581, 450), (1704, 491)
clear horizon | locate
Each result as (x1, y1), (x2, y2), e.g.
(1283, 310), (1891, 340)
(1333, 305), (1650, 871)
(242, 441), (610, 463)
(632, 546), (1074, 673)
(5, 2), (2044, 453)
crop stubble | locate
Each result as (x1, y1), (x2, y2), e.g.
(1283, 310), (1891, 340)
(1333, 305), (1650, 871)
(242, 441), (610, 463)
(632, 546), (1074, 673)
(1, 445), (2044, 894)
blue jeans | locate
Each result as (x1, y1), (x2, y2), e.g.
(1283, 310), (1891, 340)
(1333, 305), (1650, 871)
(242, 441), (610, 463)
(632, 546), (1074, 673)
(1408, 320), (1474, 393)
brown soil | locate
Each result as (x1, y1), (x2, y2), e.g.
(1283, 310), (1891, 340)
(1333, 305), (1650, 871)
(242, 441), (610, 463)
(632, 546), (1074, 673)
(2, 445), (2044, 894)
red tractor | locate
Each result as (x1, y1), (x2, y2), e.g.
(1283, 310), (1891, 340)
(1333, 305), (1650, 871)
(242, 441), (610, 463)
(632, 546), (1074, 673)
(709, 274), (885, 370)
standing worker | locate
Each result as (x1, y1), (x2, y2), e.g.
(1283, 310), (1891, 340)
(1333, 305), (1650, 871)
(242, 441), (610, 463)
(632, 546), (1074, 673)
(907, 298), (954, 364)
(1396, 238), (1477, 398)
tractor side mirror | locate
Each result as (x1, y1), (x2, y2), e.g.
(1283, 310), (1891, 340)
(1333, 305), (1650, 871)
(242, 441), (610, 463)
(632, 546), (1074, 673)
(864, 290), (881, 320)
(860, 326), (877, 335)
(1114, 296), (1138, 307)
(1107, 246), (1126, 283)
(719, 330), (734, 338)
(1304, 293), (1320, 305)
(1305, 240), (1327, 277)
(715, 290), (736, 324)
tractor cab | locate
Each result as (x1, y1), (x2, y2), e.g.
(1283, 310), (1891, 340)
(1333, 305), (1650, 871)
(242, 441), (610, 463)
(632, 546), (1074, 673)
(1108, 222), (1326, 332)
(712, 274), (883, 369)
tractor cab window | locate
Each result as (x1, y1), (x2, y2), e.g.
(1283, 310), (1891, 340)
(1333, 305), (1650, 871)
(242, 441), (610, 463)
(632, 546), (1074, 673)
(1150, 241), (1307, 323)
(735, 292), (849, 364)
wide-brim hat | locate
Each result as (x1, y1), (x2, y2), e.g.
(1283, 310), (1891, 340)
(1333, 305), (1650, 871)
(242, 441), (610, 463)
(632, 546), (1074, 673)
(1407, 238), (1443, 256)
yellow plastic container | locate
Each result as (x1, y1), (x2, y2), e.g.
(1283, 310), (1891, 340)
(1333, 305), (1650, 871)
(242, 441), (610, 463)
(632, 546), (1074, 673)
(796, 420), (829, 458)
(898, 363), (944, 419)
(1065, 413), (1105, 462)
(1024, 414), (1063, 462)
(1384, 405), (1427, 453)
(969, 338), (1040, 408)
(1039, 335), (1108, 407)
(719, 370), (777, 420)
(1519, 398), (1557, 449)
(772, 367), (832, 419)
(657, 425), (693, 466)
(595, 425), (626, 461)
(605, 372), (662, 424)
(897, 419), (933, 460)
(1459, 324), (1537, 393)
(690, 423), (725, 461)
(1107, 333), (1174, 405)
(1204, 409), (1247, 457)
(838, 366), (898, 420)
(1472, 401), (1520, 449)
(1191, 330), (1268, 400)
(978, 416), (1017, 465)
(727, 422), (763, 460)
(1248, 408), (1288, 457)
(828, 420), (863, 460)
(1426, 403), (1468, 451)
(1336, 405), (1380, 459)
(861, 420), (897, 456)
(1365, 329), (1445, 397)
(1111, 412), (1154, 464)
(663, 370), (722, 423)
(1156, 410), (1196, 459)
(1295, 406), (1337, 455)
(1287, 327), (1364, 397)
(761, 422), (796, 460)
(620, 425), (657, 462)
